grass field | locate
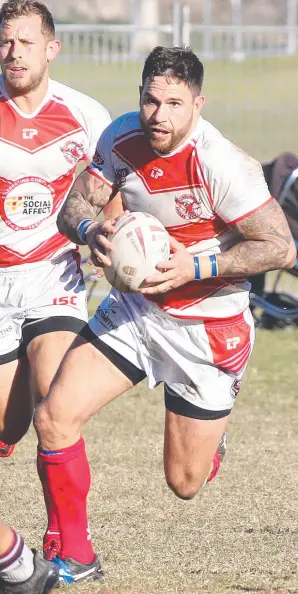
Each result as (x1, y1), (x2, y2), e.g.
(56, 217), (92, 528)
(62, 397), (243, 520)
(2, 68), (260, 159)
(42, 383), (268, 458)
(1, 51), (298, 594)
(50, 55), (298, 161)
(1, 328), (297, 594)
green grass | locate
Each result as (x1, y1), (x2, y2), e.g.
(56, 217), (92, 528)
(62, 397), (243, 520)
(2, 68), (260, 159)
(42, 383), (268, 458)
(50, 55), (298, 161)
(1, 330), (298, 594)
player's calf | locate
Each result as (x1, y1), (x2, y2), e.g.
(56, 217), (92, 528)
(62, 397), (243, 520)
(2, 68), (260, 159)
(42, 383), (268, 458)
(166, 433), (227, 500)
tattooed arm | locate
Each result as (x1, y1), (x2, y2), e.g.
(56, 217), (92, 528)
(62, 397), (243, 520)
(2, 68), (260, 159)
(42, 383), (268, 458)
(141, 199), (296, 296)
(57, 168), (113, 244)
(217, 199), (296, 276)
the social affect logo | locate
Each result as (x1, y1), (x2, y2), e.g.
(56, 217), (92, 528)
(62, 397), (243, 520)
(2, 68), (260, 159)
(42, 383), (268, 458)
(2, 177), (55, 231)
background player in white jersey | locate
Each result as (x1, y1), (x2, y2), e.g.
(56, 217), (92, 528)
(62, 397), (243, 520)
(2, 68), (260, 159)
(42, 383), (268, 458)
(0, 0), (111, 579)
(0, 522), (58, 593)
(33, 46), (296, 581)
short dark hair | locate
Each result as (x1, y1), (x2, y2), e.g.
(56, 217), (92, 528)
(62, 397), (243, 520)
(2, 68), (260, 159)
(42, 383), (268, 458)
(142, 46), (204, 93)
(0, 0), (55, 39)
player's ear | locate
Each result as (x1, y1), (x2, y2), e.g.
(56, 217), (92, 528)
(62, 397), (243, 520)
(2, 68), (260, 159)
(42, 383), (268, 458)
(194, 95), (205, 112)
(46, 39), (61, 63)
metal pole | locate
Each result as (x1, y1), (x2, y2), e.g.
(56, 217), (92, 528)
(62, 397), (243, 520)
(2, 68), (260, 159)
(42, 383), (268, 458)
(231, 0), (244, 60)
(287, 0), (298, 56)
(131, 0), (159, 56)
(172, 0), (182, 46)
(202, 0), (212, 58)
(129, 0), (140, 58)
(182, 4), (190, 47)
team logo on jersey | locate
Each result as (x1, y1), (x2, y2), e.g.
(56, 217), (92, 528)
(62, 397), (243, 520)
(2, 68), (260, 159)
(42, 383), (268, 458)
(175, 194), (202, 220)
(61, 140), (85, 165)
(115, 167), (129, 189)
(2, 177), (55, 231)
(231, 379), (242, 399)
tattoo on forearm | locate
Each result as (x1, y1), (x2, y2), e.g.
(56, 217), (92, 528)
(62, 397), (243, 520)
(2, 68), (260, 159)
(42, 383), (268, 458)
(57, 170), (112, 243)
(217, 199), (295, 276)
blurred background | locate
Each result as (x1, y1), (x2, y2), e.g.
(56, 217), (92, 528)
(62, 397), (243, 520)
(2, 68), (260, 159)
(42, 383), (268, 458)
(2, 0), (298, 160)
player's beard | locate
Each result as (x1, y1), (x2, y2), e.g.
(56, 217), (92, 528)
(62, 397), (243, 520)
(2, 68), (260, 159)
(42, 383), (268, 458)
(141, 113), (194, 155)
(3, 60), (48, 97)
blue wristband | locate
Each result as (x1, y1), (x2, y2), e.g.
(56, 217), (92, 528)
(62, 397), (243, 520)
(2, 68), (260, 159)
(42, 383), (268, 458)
(193, 256), (201, 280)
(77, 219), (94, 244)
(209, 254), (218, 277)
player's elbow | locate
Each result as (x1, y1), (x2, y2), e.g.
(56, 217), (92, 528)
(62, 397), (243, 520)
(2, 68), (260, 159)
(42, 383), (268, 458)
(282, 237), (297, 270)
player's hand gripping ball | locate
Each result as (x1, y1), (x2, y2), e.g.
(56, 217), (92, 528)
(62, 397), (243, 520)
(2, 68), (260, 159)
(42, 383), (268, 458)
(104, 211), (170, 292)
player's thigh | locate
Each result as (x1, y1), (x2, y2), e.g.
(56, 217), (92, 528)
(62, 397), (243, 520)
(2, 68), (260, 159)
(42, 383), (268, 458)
(0, 356), (32, 442)
(164, 408), (229, 498)
(34, 335), (136, 449)
(23, 251), (88, 401)
(26, 329), (80, 402)
(35, 289), (148, 448)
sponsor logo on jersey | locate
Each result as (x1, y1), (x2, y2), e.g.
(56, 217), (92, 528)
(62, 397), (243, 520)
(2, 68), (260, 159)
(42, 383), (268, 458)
(231, 379), (242, 399)
(94, 295), (119, 331)
(150, 167), (164, 179)
(2, 177), (55, 231)
(60, 140), (85, 165)
(175, 194), (202, 220)
(22, 128), (38, 140)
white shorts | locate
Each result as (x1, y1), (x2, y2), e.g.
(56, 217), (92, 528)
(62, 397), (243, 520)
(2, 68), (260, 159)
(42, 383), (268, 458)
(87, 290), (255, 418)
(0, 250), (87, 363)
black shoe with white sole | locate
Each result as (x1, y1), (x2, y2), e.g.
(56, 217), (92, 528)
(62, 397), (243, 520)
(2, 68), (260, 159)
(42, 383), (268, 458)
(52, 554), (104, 585)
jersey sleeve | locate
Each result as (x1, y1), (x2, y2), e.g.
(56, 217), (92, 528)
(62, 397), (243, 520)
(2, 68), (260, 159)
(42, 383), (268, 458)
(87, 122), (116, 189)
(85, 101), (112, 163)
(206, 142), (272, 224)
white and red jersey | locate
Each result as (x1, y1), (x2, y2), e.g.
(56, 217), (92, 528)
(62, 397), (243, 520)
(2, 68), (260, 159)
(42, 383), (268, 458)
(88, 112), (272, 320)
(0, 76), (111, 266)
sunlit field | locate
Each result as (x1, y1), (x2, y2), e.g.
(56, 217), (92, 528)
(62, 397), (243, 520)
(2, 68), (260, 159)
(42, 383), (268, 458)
(0, 52), (297, 594)
(50, 55), (298, 161)
(1, 330), (298, 594)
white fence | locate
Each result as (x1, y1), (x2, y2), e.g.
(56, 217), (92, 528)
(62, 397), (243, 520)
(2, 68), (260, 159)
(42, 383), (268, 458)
(51, 21), (298, 162)
(55, 22), (298, 62)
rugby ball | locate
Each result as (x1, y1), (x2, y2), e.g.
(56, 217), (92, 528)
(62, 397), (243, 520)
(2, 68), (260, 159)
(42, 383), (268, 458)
(104, 211), (170, 293)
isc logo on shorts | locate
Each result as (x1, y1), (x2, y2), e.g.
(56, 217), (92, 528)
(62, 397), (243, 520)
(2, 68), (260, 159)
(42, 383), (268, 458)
(53, 296), (77, 306)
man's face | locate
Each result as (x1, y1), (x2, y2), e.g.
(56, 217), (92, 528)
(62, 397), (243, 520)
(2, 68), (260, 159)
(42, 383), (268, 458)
(140, 75), (204, 154)
(0, 14), (60, 95)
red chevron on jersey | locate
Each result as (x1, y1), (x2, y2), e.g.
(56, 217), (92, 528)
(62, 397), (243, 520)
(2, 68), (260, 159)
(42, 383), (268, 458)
(0, 97), (84, 154)
(92, 112), (272, 319)
(0, 232), (71, 265)
(0, 76), (111, 266)
(113, 133), (203, 194)
(148, 278), (232, 315)
(166, 217), (228, 247)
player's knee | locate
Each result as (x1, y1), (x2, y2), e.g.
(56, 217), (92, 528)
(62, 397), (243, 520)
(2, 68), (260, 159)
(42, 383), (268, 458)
(33, 401), (73, 444)
(33, 402), (54, 440)
(166, 472), (205, 500)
